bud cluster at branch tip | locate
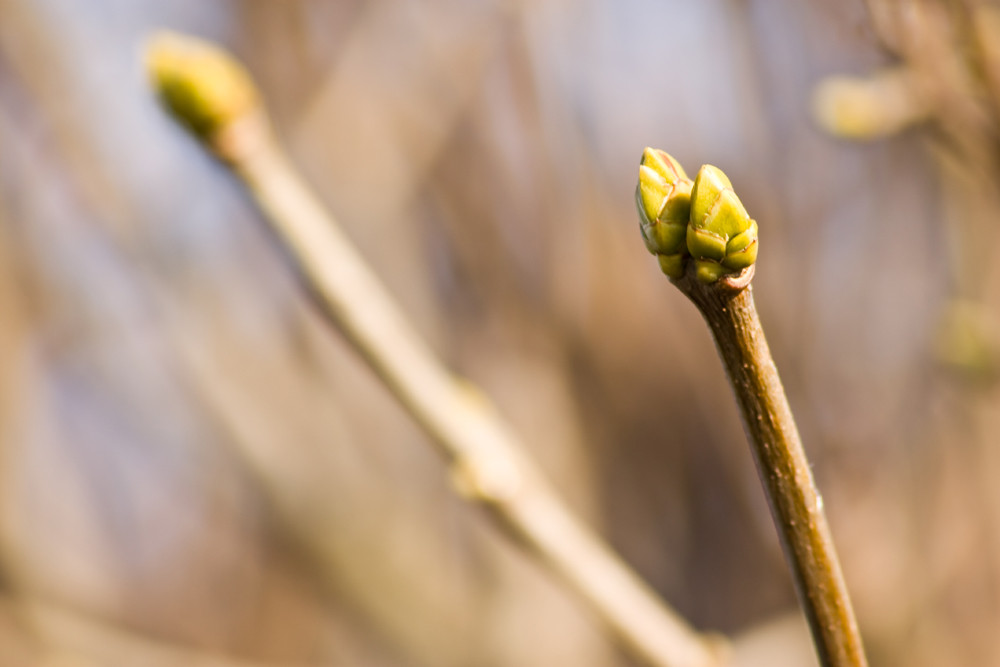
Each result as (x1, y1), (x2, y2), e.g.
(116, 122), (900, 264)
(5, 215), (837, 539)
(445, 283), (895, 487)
(145, 31), (260, 142)
(636, 149), (758, 284)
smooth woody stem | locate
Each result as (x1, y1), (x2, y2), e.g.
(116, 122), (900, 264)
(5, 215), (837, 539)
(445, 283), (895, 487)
(207, 114), (725, 667)
(672, 264), (867, 667)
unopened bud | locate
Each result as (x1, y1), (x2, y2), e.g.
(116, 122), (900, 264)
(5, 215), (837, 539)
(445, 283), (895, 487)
(636, 148), (693, 279)
(687, 165), (758, 284)
(936, 300), (1000, 383)
(145, 31), (259, 142)
(812, 69), (927, 141)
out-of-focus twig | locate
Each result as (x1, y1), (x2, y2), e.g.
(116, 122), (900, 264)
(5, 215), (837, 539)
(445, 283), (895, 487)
(815, 0), (1000, 377)
(144, 31), (726, 667)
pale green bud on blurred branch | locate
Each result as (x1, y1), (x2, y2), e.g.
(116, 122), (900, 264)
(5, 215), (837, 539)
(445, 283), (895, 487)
(145, 31), (260, 143)
(812, 69), (928, 141)
(935, 300), (1000, 384)
(636, 148), (693, 279)
(687, 165), (757, 284)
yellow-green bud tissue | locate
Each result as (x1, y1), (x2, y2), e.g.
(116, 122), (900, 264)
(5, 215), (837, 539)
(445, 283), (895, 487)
(687, 164), (758, 283)
(636, 148), (693, 279)
(146, 31), (259, 140)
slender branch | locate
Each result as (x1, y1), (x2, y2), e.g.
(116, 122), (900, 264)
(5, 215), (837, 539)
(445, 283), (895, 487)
(671, 263), (867, 667)
(230, 113), (722, 667)
(638, 148), (866, 667)
(146, 33), (727, 667)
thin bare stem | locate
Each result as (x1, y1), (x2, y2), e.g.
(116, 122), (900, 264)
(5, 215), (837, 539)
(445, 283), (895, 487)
(203, 113), (726, 667)
(670, 263), (867, 667)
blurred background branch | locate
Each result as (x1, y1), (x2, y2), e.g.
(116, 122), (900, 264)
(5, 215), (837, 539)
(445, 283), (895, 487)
(144, 31), (730, 667)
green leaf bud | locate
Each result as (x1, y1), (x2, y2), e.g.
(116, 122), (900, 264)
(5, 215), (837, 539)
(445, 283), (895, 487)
(642, 147), (688, 184)
(657, 255), (686, 279)
(935, 300), (1000, 383)
(694, 260), (731, 285)
(145, 31), (260, 141)
(638, 164), (671, 225)
(811, 69), (927, 141)
(636, 148), (693, 279)
(687, 164), (758, 283)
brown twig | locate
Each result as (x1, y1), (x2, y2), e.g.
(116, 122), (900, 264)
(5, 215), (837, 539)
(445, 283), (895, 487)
(670, 262), (867, 667)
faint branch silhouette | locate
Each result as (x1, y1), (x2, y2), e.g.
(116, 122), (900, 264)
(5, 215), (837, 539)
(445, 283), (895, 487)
(145, 31), (726, 667)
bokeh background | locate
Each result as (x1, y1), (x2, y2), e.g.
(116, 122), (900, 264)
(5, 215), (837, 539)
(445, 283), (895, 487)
(0, 0), (997, 665)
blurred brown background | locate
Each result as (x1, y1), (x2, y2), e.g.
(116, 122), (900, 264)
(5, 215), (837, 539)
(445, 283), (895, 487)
(0, 0), (996, 666)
